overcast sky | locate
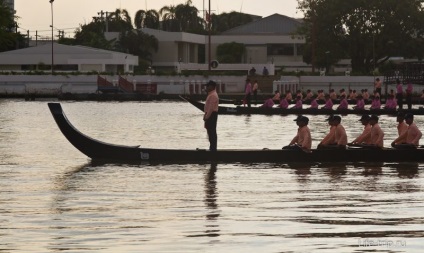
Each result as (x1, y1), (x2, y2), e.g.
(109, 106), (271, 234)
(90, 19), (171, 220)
(15, 0), (302, 39)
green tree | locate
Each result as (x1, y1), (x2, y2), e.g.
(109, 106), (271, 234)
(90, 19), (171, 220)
(210, 12), (253, 34)
(297, 0), (424, 74)
(134, 9), (160, 29)
(216, 42), (246, 63)
(0, 0), (25, 52)
(159, 4), (179, 31)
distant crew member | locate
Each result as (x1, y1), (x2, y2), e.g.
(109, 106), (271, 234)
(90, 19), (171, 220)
(353, 94), (365, 110)
(337, 95), (348, 110)
(374, 77), (382, 96)
(370, 95), (381, 110)
(272, 90), (281, 102)
(329, 89), (337, 100)
(261, 96), (275, 108)
(204, 80), (219, 151)
(392, 113), (422, 148)
(252, 80), (259, 104)
(396, 79), (403, 109)
(292, 96), (303, 109)
(309, 95), (319, 109)
(385, 94), (397, 110)
(283, 115), (312, 151)
(405, 80), (413, 110)
(322, 94), (334, 110)
(305, 89), (313, 100)
(244, 79), (252, 108)
(279, 97), (289, 109)
(369, 115), (384, 148)
(349, 115), (371, 146)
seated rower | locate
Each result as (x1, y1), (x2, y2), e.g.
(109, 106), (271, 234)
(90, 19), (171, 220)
(309, 95), (319, 109)
(348, 115), (371, 146)
(391, 113), (423, 148)
(292, 96), (303, 109)
(283, 115), (312, 151)
(318, 115), (347, 149)
(370, 95), (381, 110)
(261, 96), (275, 108)
(337, 95), (348, 110)
(279, 97), (289, 109)
(305, 89), (313, 100)
(395, 112), (408, 143)
(329, 89), (337, 100)
(272, 90), (281, 103)
(285, 90), (293, 102)
(369, 114), (384, 148)
(296, 90), (303, 100)
(316, 90), (325, 101)
(384, 94), (397, 110)
(322, 94), (334, 110)
(353, 94), (365, 110)
(363, 89), (370, 100)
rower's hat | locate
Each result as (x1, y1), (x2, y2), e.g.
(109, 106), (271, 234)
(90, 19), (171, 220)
(370, 114), (379, 121)
(332, 115), (342, 122)
(359, 115), (370, 121)
(326, 115), (334, 121)
(405, 113), (414, 120)
(397, 112), (405, 118)
(294, 115), (309, 123)
(206, 80), (216, 87)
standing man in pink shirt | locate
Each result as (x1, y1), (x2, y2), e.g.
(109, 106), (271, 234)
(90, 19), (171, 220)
(405, 80), (413, 110)
(244, 79), (252, 108)
(396, 79), (404, 109)
(392, 113), (422, 148)
(204, 81), (219, 151)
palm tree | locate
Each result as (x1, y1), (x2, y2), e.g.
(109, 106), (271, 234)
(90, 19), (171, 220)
(159, 5), (178, 31)
(108, 8), (133, 32)
(175, 0), (202, 32)
(134, 9), (160, 29)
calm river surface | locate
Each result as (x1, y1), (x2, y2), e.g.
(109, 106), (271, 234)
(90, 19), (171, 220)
(0, 99), (423, 252)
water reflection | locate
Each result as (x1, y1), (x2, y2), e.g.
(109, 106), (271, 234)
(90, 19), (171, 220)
(203, 163), (220, 238)
(391, 163), (419, 179)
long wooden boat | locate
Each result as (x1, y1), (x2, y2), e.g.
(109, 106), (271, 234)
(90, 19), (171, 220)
(48, 102), (424, 163)
(181, 96), (424, 116)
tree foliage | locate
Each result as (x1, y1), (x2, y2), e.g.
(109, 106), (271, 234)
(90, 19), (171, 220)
(210, 11), (253, 34)
(297, 0), (424, 74)
(0, 0), (25, 52)
(216, 42), (246, 63)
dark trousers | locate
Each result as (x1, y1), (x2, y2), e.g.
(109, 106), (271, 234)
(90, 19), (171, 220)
(396, 93), (403, 109)
(245, 93), (251, 108)
(205, 112), (218, 151)
(406, 93), (412, 109)
(253, 91), (258, 105)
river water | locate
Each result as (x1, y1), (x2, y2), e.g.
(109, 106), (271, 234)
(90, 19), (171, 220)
(0, 99), (423, 252)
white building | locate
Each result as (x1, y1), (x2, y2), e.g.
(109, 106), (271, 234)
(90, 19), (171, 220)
(141, 14), (308, 73)
(0, 43), (138, 73)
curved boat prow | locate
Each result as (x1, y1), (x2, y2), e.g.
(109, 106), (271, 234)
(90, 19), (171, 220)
(48, 103), (141, 160)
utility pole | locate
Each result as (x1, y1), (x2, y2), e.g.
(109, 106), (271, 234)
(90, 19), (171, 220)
(50, 0), (54, 75)
(208, 0), (211, 72)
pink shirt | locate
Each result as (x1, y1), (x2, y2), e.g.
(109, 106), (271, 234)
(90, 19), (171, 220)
(385, 99), (397, 109)
(245, 83), (252, 95)
(279, 99), (289, 109)
(370, 123), (384, 148)
(371, 99), (381, 109)
(406, 83), (413, 94)
(204, 90), (219, 120)
(323, 99), (333, 109)
(310, 99), (318, 109)
(355, 99), (365, 110)
(396, 84), (403, 94)
(293, 100), (302, 109)
(337, 99), (348, 110)
(262, 98), (275, 108)
(290, 126), (312, 150)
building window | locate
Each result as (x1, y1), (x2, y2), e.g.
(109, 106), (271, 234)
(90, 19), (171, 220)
(267, 44), (294, 56)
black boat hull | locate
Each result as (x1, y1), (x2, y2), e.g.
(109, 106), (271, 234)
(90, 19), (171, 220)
(48, 103), (424, 164)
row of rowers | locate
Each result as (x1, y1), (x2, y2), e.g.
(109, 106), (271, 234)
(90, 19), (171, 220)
(273, 89), (376, 102)
(283, 113), (422, 151)
(262, 90), (397, 110)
